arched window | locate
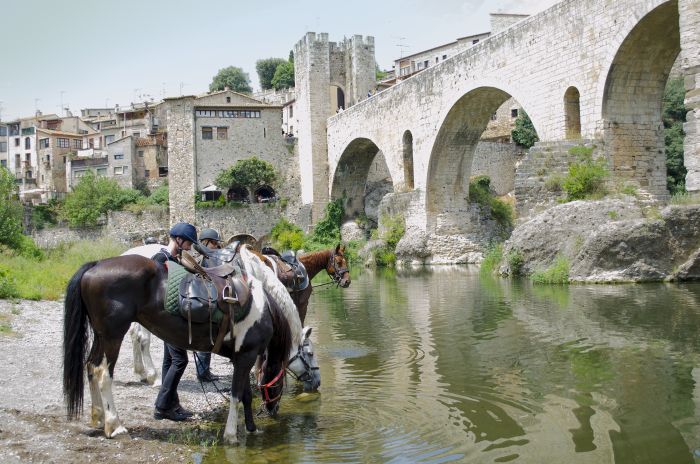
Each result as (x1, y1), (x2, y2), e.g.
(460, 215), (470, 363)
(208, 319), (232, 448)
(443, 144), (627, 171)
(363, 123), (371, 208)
(402, 130), (414, 190)
(564, 87), (581, 139)
(254, 185), (276, 203)
(25, 137), (31, 149)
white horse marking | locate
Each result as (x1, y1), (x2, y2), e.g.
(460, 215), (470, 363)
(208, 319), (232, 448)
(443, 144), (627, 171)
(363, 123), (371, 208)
(94, 357), (128, 438)
(223, 396), (239, 445)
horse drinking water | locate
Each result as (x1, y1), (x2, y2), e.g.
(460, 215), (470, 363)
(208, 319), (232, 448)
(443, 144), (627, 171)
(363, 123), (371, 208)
(63, 248), (320, 444)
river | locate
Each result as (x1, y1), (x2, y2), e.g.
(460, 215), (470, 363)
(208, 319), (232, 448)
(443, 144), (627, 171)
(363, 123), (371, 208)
(205, 266), (700, 463)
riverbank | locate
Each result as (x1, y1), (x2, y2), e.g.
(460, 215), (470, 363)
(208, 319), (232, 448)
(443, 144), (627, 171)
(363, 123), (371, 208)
(0, 299), (234, 463)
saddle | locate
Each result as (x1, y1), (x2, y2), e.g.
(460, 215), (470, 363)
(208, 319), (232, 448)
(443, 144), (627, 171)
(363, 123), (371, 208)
(177, 247), (253, 354)
(263, 248), (309, 293)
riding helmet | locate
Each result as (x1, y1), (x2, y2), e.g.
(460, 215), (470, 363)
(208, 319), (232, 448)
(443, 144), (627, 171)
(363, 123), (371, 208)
(169, 222), (198, 244)
(200, 228), (222, 242)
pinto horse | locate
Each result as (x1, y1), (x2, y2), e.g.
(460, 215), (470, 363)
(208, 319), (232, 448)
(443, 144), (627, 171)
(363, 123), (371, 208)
(63, 253), (318, 444)
(255, 244), (351, 325)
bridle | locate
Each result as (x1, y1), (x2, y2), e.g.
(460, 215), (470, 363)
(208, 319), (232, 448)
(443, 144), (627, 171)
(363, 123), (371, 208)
(257, 365), (285, 406)
(287, 340), (319, 384)
(327, 252), (349, 287)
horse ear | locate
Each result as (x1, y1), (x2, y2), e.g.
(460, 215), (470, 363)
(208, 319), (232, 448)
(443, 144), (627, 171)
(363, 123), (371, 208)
(302, 326), (313, 340)
(335, 243), (341, 254)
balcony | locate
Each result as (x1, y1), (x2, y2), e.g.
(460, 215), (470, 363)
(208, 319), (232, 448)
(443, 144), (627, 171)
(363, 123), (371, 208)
(71, 156), (108, 168)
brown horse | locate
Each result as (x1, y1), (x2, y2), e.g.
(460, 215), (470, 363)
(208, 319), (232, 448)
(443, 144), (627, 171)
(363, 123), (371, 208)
(255, 244), (351, 325)
(63, 253), (318, 444)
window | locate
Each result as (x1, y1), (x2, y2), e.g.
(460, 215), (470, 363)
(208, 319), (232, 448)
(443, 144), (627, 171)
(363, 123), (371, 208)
(0, 127), (6, 136)
(217, 127), (228, 140)
(0, 160), (5, 167)
(202, 127), (213, 140)
(219, 110), (261, 118)
(105, 135), (115, 145)
(442, 54), (447, 60)
(158, 166), (168, 177)
(0, 142), (6, 152)
(138, 150), (144, 157)
(226, 97), (231, 103)
(14, 138), (20, 147)
(472, 39), (480, 44)
(132, 131), (140, 138)
(15, 154), (20, 168)
(435, 57), (439, 63)
(25, 153), (30, 162)
(196, 110), (217, 117)
(114, 153), (124, 160)
(144, 169), (150, 177)
(511, 108), (519, 118)
(72, 139), (82, 149)
(424, 60), (429, 68)
(57, 138), (69, 148)
(114, 166), (125, 175)
(289, 105), (293, 118)
(26, 170), (32, 179)
(89, 138), (95, 148)
(96, 167), (107, 176)
(74, 170), (86, 178)
(45, 155), (50, 163)
(39, 138), (49, 149)
(24, 137), (30, 149)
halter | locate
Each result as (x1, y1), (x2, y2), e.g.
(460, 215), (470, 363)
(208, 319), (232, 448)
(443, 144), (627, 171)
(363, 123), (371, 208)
(287, 342), (320, 383)
(327, 252), (349, 286)
(257, 365), (286, 405)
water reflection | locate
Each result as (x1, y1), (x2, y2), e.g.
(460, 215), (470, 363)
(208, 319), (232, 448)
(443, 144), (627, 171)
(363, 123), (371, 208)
(204, 270), (700, 463)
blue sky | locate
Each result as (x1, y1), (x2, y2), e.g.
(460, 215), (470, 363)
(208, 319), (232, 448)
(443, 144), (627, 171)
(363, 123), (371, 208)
(0, 0), (558, 120)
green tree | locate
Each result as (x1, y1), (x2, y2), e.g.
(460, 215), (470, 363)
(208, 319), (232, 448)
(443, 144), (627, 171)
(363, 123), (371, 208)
(215, 157), (277, 190)
(256, 58), (287, 90)
(271, 61), (295, 90)
(0, 166), (23, 248)
(512, 111), (539, 148)
(288, 50), (294, 63)
(663, 77), (687, 194)
(62, 172), (144, 226)
(209, 66), (252, 94)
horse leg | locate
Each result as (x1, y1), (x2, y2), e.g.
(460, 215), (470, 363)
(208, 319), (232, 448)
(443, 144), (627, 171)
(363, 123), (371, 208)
(224, 351), (258, 444)
(132, 324), (158, 385)
(87, 337), (105, 429)
(94, 339), (128, 438)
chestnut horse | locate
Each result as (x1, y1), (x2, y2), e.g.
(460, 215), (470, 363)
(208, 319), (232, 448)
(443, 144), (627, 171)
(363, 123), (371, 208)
(256, 244), (351, 325)
(63, 253), (318, 444)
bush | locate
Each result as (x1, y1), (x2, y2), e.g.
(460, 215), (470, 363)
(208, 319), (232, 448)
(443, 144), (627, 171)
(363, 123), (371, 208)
(371, 214), (405, 267)
(562, 147), (609, 201)
(146, 184), (169, 206)
(664, 77), (687, 194)
(468, 176), (514, 229)
(0, 167), (23, 249)
(304, 199), (344, 249)
(62, 172), (145, 226)
(507, 249), (524, 275)
(512, 111), (539, 148)
(531, 255), (570, 284)
(271, 218), (305, 251)
(31, 201), (60, 230)
(0, 267), (19, 299)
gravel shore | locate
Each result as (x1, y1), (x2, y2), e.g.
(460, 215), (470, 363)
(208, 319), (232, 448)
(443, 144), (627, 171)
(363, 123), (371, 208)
(0, 299), (236, 463)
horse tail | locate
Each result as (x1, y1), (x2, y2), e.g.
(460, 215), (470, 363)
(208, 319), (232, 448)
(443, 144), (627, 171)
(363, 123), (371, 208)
(264, 288), (293, 378)
(63, 261), (97, 420)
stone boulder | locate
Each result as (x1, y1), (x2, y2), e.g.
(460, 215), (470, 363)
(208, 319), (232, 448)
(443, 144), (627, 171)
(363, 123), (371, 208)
(501, 197), (700, 282)
(340, 221), (367, 242)
(395, 228), (430, 264)
(358, 239), (387, 267)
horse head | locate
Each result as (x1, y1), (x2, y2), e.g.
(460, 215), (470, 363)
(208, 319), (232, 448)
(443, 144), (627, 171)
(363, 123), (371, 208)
(327, 244), (351, 288)
(287, 326), (321, 391)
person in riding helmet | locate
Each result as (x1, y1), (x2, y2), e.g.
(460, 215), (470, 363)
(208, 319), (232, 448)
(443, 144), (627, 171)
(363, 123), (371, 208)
(193, 227), (223, 382)
(152, 222), (198, 422)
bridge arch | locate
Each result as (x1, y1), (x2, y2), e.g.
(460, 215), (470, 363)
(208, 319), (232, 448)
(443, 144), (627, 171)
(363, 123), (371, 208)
(601, 0), (680, 196)
(425, 86), (537, 232)
(331, 137), (394, 220)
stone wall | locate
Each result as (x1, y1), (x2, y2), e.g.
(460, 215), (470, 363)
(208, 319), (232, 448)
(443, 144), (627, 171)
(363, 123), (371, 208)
(471, 141), (525, 195)
(680, 0), (700, 193)
(164, 96), (196, 224)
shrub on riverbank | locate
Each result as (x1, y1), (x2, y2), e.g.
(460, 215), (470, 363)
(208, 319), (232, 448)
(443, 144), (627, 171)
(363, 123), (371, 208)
(0, 239), (126, 301)
(531, 255), (570, 284)
(468, 176), (514, 229)
(562, 146), (609, 201)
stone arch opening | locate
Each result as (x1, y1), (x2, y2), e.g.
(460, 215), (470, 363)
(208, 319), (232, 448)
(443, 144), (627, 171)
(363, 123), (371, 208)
(330, 84), (346, 112)
(331, 137), (394, 223)
(564, 86), (581, 139)
(254, 185), (276, 203)
(602, 0), (680, 197)
(227, 186), (249, 203)
(426, 86), (536, 233)
(402, 130), (414, 190)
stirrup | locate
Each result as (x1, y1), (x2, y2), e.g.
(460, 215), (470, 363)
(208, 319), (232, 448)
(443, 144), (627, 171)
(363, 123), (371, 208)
(222, 285), (238, 304)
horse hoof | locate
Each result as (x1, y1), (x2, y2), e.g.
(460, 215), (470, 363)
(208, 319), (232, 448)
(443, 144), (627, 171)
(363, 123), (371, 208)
(224, 433), (238, 445)
(107, 425), (128, 438)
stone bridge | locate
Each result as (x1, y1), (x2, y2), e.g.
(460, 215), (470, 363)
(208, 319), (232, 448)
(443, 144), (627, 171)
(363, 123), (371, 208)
(326, 0), (700, 251)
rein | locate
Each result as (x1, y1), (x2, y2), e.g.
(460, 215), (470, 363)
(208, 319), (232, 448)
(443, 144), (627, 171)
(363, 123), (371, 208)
(257, 365), (286, 405)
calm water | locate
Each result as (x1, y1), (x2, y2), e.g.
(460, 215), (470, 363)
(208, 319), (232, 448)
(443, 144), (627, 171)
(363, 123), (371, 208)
(205, 267), (700, 463)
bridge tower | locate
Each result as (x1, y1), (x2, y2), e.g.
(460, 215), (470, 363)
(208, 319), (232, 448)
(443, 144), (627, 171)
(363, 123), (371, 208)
(294, 32), (375, 221)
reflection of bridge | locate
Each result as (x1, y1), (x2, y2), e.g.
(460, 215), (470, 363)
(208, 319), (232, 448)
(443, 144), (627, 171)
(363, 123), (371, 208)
(325, 0), (699, 248)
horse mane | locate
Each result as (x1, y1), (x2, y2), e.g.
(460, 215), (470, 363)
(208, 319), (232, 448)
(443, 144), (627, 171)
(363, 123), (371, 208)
(299, 249), (332, 278)
(239, 245), (302, 349)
